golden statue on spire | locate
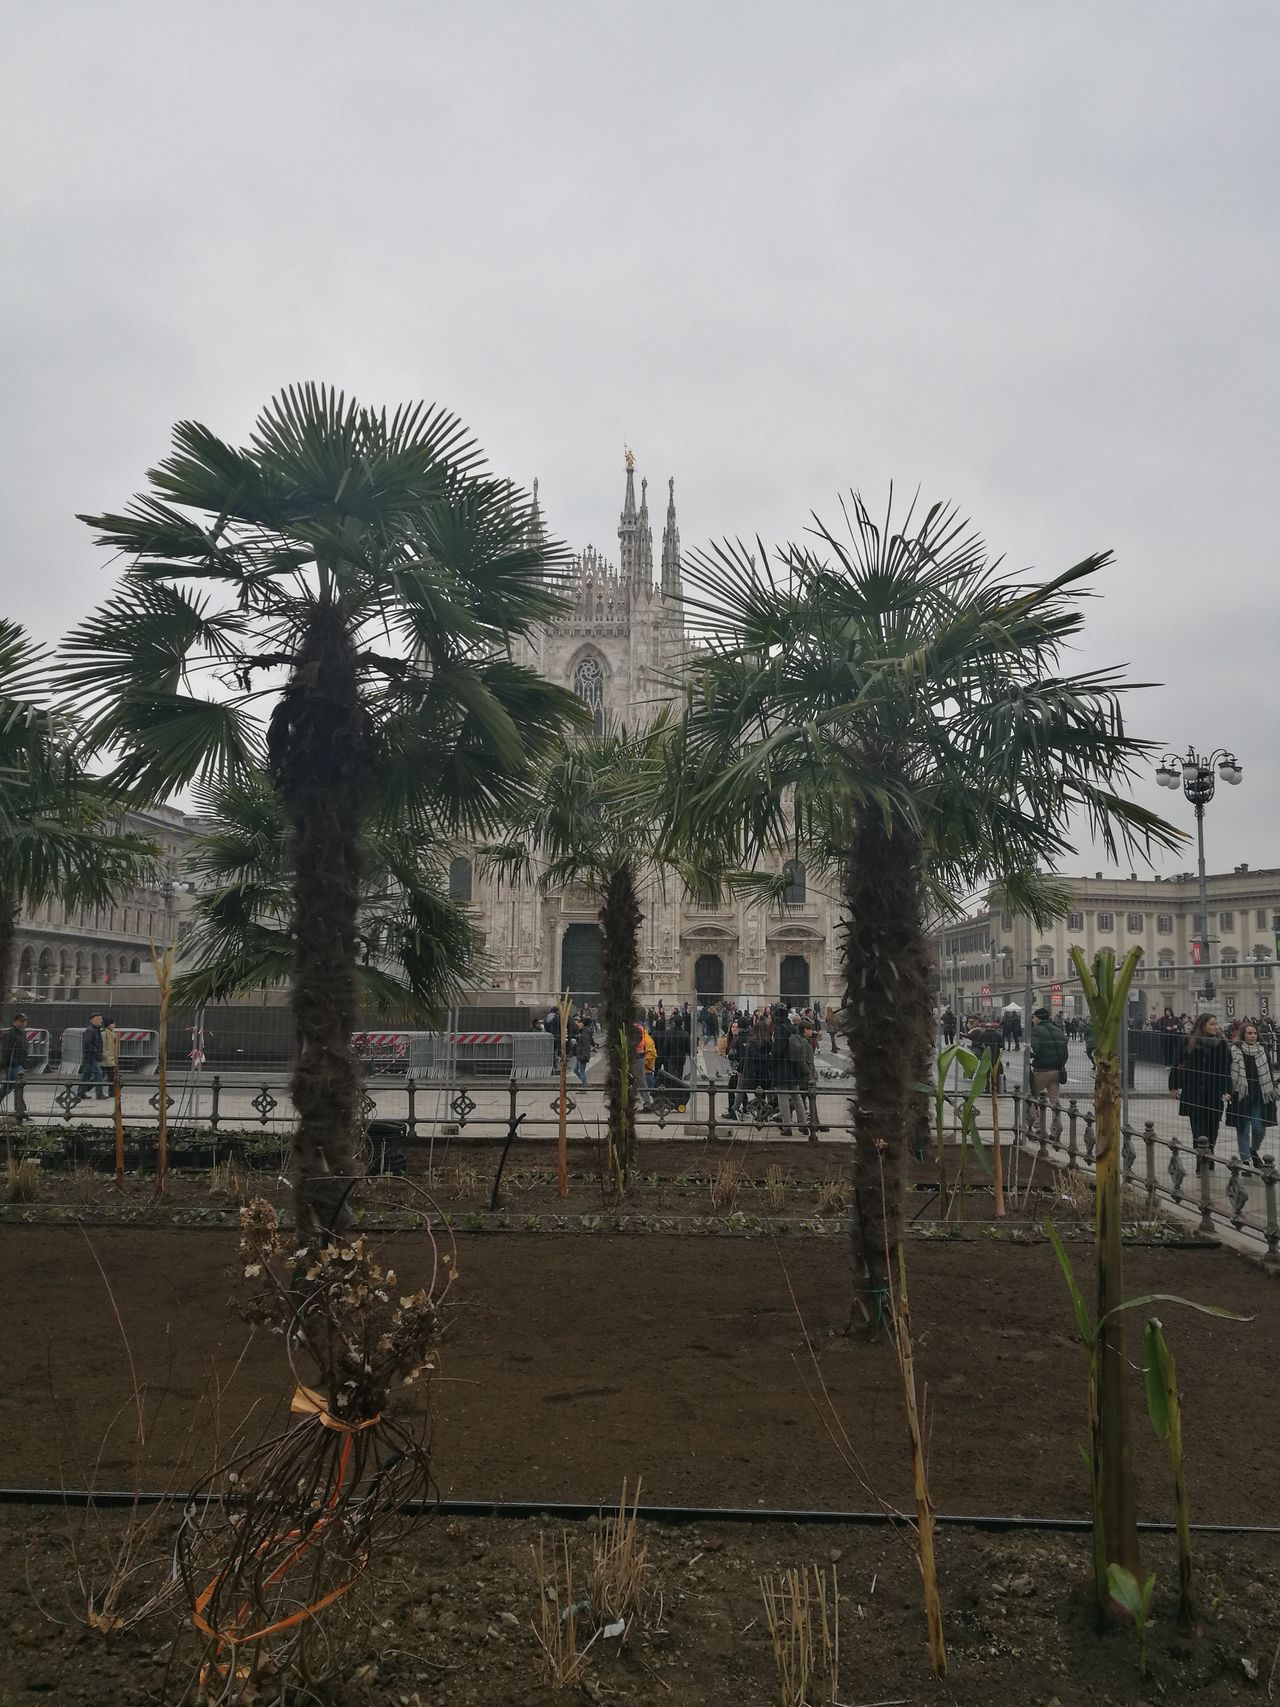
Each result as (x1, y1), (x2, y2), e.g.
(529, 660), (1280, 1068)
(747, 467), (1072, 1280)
(624, 445), (636, 470)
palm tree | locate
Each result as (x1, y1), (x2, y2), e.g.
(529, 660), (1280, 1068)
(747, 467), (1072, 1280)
(0, 619), (154, 998)
(60, 385), (583, 1236)
(483, 723), (721, 1178)
(672, 494), (1181, 1330)
(174, 773), (481, 1019)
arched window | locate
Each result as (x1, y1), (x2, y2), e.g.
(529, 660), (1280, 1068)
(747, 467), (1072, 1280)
(448, 856), (473, 903)
(573, 655), (606, 737)
(130, 957), (141, 975)
(781, 859), (806, 905)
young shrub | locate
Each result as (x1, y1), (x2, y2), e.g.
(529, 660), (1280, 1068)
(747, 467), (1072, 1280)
(1107, 1564), (1156, 1677)
(759, 1564), (841, 1706)
(765, 1163), (788, 1213)
(816, 1171), (847, 1216)
(1144, 1316), (1195, 1632)
(178, 1198), (453, 1699)
(71, 1163), (99, 1206)
(710, 1148), (745, 1213)
(1047, 1218), (1249, 1626)
(1071, 944), (1144, 1593)
(531, 1530), (597, 1689)
(588, 1478), (651, 1635)
(4, 1157), (38, 1202)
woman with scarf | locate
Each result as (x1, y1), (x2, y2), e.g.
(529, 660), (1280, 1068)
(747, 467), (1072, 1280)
(1229, 1021), (1278, 1169)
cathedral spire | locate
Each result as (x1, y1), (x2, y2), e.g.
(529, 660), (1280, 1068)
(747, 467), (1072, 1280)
(618, 446), (641, 589)
(660, 476), (681, 597)
(637, 475), (654, 592)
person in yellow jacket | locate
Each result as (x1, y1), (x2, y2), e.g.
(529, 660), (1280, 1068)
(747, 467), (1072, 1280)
(101, 1017), (119, 1088)
(632, 1021), (656, 1111)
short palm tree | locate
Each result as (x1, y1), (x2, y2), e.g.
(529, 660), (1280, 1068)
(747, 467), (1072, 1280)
(0, 619), (154, 997)
(175, 773), (481, 1019)
(61, 385), (583, 1235)
(483, 723), (721, 1178)
(673, 494), (1181, 1330)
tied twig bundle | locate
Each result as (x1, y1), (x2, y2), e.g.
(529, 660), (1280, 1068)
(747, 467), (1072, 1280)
(177, 1198), (453, 1701)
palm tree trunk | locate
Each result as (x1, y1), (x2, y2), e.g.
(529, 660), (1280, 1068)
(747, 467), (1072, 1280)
(268, 606), (370, 1240)
(599, 865), (642, 1181)
(0, 888), (17, 1001)
(844, 815), (933, 1336)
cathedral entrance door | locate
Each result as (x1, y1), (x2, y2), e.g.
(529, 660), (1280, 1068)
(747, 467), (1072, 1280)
(779, 954), (810, 1001)
(693, 953), (725, 1001)
(561, 924), (604, 1002)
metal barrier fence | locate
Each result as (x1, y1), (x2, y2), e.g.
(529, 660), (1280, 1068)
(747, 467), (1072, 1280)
(6, 1021), (1278, 1265)
(57, 1027), (160, 1078)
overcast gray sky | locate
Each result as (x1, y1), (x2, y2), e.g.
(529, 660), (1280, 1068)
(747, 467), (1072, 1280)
(3, 1), (1276, 877)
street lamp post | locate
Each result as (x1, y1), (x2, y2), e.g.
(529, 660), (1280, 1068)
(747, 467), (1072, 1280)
(1156, 747), (1243, 1007)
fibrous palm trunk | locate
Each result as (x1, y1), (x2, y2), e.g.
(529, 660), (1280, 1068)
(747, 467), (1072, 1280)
(0, 889), (17, 1002)
(844, 814), (932, 1336)
(599, 865), (642, 1181)
(269, 606), (370, 1240)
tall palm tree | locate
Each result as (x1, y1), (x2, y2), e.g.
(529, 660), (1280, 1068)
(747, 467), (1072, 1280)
(0, 619), (154, 997)
(483, 724), (721, 1177)
(672, 494), (1181, 1331)
(174, 774), (481, 1019)
(60, 385), (583, 1236)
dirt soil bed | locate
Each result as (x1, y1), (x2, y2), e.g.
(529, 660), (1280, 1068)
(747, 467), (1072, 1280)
(3, 1136), (1065, 1228)
(4, 1507), (1279, 1705)
(1, 1227), (1275, 1524)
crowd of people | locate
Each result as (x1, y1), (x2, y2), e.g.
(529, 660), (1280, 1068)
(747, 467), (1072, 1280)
(939, 999), (1278, 1171)
(540, 998), (838, 1133)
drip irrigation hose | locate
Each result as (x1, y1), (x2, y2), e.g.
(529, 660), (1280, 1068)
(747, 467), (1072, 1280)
(2, 1487), (1277, 1535)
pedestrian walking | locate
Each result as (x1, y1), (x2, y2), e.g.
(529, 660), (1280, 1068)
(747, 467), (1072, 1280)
(941, 1006), (957, 1047)
(1028, 1006), (1068, 1140)
(0, 1012), (29, 1112)
(573, 1018), (593, 1088)
(1229, 1021), (1277, 1169)
(102, 1016), (119, 1090)
(76, 1011), (109, 1102)
(1171, 1013), (1233, 1164)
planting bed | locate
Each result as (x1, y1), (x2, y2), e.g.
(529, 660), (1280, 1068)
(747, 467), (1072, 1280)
(3, 1134), (1076, 1232)
(5, 1507), (1280, 1704)
(3, 1211), (1278, 1702)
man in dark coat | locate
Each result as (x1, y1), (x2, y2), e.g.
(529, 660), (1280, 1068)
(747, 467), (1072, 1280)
(75, 1011), (108, 1102)
(0, 1012), (29, 1110)
(1028, 1007), (1068, 1139)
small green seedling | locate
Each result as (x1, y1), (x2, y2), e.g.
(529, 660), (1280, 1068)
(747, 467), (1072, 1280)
(1107, 1563), (1156, 1676)
(926, 1045), (992, 1218)
(1144, 1317), (1195, 1633)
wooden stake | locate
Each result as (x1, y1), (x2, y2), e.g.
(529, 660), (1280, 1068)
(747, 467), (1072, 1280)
(557, 989), (572, 1199)
(113, 1051), (125, 1188)
(149, 939), (176, 1197)
(990, 1070), (1006, 1219)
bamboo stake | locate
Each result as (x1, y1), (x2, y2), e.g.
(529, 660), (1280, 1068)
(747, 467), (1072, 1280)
(113, 1047), (124, 1188)
(557, 989), (572, 1199)
(989, 1071), (1005, 1219)
(879, 1144), (946, 1681)
(149, 939), (176, 1197)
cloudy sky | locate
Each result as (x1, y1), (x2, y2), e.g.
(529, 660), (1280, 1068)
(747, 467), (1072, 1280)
(4, 1), (1276, 876)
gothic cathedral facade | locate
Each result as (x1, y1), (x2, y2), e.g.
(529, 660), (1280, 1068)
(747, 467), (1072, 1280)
(459, 455), (843, 1008)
